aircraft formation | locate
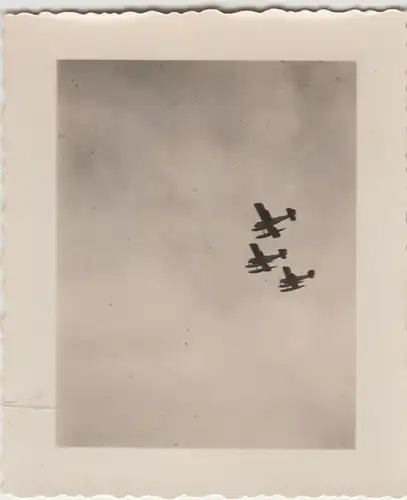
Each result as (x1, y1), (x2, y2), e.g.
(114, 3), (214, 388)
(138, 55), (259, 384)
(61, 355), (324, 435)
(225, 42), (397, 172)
(246, 203), (315, 292)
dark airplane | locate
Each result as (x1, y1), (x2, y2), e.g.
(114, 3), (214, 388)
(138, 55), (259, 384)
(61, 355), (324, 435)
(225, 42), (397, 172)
(279, 266), (315, 292)
(252, 203), (297, 239)
(246, 243), (287, 274)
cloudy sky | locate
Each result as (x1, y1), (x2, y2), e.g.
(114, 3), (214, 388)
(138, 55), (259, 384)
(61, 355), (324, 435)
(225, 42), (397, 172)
(57, 61), (356, 449)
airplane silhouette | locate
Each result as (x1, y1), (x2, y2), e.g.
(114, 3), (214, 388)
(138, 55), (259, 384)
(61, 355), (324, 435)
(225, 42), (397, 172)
(246, 243), (287, 274)
(279, 266), (315, 292)
(252, 203), (296, 239)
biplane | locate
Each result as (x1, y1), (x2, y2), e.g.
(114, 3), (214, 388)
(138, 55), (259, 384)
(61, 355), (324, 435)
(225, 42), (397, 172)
(252, 203), (296, 239)
(279, 266), (315, 292)
(246, 243), (287, 274)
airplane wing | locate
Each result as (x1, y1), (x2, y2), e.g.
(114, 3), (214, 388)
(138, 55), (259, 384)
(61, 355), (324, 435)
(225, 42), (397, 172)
(282, 266), (293, 279)
(265, 223), (281, 238)
(249, 243), (264, 260)
(254, 203), (270, 221)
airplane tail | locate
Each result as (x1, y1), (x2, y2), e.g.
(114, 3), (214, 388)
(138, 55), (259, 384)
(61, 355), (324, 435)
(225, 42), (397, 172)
(307, 269), (316, 279)
(286, 208), (297, 221)
(278, 249), (288, 259)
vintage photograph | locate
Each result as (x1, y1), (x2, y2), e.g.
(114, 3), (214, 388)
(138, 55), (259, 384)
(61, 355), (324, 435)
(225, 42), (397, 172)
(57, 60), (356, 449)
(4, 11), (406, 497)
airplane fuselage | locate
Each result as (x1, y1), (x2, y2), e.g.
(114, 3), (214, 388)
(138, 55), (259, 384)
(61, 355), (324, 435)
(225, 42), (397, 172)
(253, 214), (287, 230)
(246, 260), (273, 270)
(279, 276), (305, 286)
(296, 274), (308, 281)
(248, 254), (276, 265)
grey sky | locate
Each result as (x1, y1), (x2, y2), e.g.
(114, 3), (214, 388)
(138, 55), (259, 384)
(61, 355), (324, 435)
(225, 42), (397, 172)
(57, 61), (356, 448)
